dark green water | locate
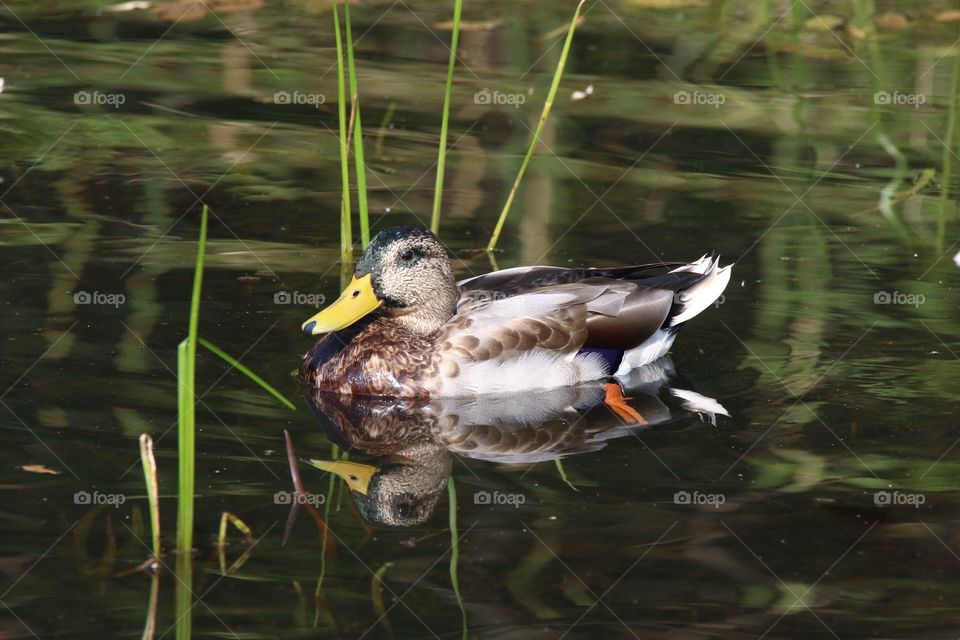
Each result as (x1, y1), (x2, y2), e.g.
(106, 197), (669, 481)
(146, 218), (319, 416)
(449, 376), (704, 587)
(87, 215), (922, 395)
(2, 1), (959, 638)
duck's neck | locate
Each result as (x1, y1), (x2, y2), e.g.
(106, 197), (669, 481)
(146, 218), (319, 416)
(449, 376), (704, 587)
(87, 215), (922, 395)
(389, 281), (458, 335)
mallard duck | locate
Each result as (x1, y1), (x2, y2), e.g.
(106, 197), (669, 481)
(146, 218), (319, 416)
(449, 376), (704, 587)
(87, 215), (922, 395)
(300, 226), (731, 400)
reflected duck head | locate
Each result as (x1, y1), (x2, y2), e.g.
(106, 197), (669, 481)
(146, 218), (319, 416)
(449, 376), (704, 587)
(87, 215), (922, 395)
(309, 443), (452, 528)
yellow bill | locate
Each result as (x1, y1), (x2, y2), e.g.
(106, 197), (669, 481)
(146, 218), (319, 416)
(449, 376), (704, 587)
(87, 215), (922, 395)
(301, 274), (382, 336)
(308, 460), (376, 495)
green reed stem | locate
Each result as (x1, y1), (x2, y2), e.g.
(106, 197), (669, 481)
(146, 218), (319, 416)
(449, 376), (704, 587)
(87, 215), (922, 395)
(139, 434), (160, 559)
(343, 2), (370, 247)
(486, 0), (585, 253)
(332, 2), (353, 263)
(174, 541), (192, 640)
(197, 337), (296, 411)
(177, 204), (207, 556)
(175, 203), (206, 640)
(448, 477), (467, 639)
(430, 0), (463, 235)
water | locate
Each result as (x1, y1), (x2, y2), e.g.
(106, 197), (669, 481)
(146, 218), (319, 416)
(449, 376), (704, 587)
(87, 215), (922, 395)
(2, 1), (959, 638)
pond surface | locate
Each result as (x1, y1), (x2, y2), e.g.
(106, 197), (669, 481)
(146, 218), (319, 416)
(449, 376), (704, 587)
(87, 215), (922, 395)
(2, 0), (960, 638)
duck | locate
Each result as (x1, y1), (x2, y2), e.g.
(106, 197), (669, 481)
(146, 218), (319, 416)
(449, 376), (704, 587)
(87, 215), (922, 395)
(299, 226), (731, 404)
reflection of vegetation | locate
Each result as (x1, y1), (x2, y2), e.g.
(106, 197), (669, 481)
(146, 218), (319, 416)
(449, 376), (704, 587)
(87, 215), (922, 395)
(311, 443), (339, 629)
(753, 449), (960, 494)
(447, 477), (467, 639)
(936, 31), (960, 252)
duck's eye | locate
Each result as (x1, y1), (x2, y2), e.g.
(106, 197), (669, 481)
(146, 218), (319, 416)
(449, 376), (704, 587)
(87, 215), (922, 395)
(400, 249), (415, 262)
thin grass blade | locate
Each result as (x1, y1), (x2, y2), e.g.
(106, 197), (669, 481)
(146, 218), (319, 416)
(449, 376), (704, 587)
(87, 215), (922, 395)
(343, 2), (370, 247)
(375, 101), (396, 158)
(175, 203), (207, 640)
(431, 0), (463, 235)
(487, 0), (586, 252)
(197, 337), (296, 411)
(332, 3), (353, 263)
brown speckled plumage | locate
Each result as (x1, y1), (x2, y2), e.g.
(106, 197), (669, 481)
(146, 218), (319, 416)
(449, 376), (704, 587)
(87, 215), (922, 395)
(300, 316), (442, 397)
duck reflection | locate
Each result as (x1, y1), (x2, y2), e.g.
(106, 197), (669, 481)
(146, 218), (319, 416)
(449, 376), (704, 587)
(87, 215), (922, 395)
(305, 357), (727, 527)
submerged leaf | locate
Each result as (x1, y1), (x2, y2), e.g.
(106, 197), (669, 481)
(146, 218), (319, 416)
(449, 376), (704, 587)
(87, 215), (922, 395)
(20, 464), (60, 475)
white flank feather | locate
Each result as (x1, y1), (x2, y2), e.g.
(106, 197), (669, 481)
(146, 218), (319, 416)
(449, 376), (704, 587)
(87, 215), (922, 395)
(614, 330), (678, 375)
(439, 350), (607, 396)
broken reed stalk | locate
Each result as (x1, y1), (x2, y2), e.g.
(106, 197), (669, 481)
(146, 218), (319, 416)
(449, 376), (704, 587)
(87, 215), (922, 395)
(139, 434), (160, 560)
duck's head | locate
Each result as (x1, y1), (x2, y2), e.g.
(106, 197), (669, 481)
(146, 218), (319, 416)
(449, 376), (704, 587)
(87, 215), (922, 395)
(301, 226), (457, 336)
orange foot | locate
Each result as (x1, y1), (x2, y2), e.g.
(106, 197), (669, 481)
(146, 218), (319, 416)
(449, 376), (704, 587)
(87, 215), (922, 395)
(604, 382), (647, 424)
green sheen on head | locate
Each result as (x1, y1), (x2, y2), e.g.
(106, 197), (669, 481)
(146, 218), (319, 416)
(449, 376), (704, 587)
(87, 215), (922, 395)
(354, 226), (458, 334)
